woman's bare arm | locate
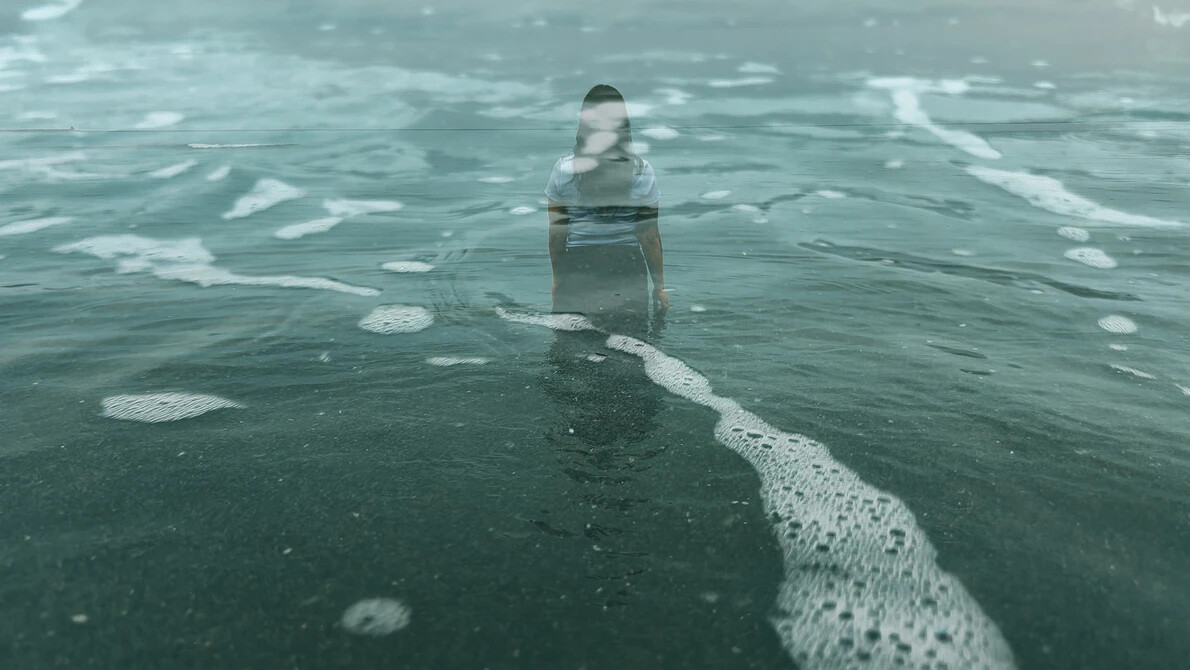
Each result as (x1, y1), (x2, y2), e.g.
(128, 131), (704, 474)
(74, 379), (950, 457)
(635, 205), (667, 309)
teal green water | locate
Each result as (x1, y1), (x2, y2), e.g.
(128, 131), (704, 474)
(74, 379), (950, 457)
(2, 1), (1189, 668)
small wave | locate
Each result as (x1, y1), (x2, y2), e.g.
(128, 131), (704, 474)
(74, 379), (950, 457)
(222, 179), (305, 220)
(148, 159), (197, 179)
(21, 0), (82, 21)
(0, 216), (73, 236)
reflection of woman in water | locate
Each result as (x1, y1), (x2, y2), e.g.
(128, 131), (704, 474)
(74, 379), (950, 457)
(546, 84), (666, 335)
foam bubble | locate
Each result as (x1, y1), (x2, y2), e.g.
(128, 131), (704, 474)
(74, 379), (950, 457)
(1110, 364), (1155, 379)
(426, 356), (490, 366)
(0, 216), (73, 236)
(601, 335), (1016, 669)
(274, 217), (344, 240)
(495, 306), (594, 331)
(509, 206), (537, 215)
(738, 62), (780, 74)
(642, 127), (680, 140)
(222, 179), (305, 220)
(1056, 226), (1089, 242)
(149, 159), (197, 179)
(382, 261), (434, 273)
(1063, 247), (1117, 269)
(21, 0), (82, 21)
(359, 305), (433, 334)
(701, 190), (731, 200)
(340, 598), (411, 636)
(478, 176), (514, 183)
(966, 167), (1184, 229)
(135, 112), (184, 130)
(816, 190), (846, 199)
(55, 235), (379, 296)
(867, 78), (1001, 160)
(322, 198), (403, 218)
(708, 77), (774, 88)
(102, 392), (243, 423)
(1153, 6), (1190, 27)
(1097, 315), (1137, 334)
(188, 143), (287, 149)
(206, 165), (231, 181)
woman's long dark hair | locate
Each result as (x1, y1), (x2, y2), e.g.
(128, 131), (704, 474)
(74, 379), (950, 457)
(570, 84), (644, 209)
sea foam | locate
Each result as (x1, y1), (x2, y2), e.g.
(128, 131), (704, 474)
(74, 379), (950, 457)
(274, 217), (344, 240)
(222, 179), (305, 219)
(102, 392), (243, 423)
(135, 111), (184, 129)
(867, 77), (1001, 160)
(0, 216), (73, 236)
(1063, 248), (1117, 269)
(21, 0), (83, 21)
(54, 235), (379, 296)
(966, 167), (1184, 228)
(358, 305), (433, 334)
(149, 159), (197, 179)
(496, 308), (1015, 669)
(340, 598), (411, 636)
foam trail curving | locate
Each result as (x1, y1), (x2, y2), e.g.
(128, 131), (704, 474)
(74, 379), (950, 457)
(496, 308), (1016, 668)
(55, 235), (379, 297)
(222, 179), (305, 219)
(867, 78), (1001, 160)
(0, 216), (73, 236)
(102, 392), (243, 423)
(966, 167), (1184, 229)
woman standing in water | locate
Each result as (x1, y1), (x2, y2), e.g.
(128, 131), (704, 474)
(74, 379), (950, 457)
(546, 84), (666, 331)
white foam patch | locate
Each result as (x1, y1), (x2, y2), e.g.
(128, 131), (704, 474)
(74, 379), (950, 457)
(188, 143), (286, 149)
(359, 305), (433, 334)
(478, 176), (514, 183)
(966, 167), (1185, 229)
(274, 217), (344, 240)
(708, 77), (774, 88)
(509, 206), (537, 215)
(690, 305), (707, 312)
(495, 306), (594, 331)
(1033, 81), (1056, 90)
(20, 0), (82, 21)
(951, 249), (974, 256)
(642, 127), (680, 140)
(1031, 60), (1049, 68)
(206, 165), (231, 181)
(101, 392), (243, 423)
(0, 152), (86, 172)
(1063, 247), (1116, 269)
(733, 204), (760, 212)
(496, 311), (1015, 667)
(322, 198), (403, 218)
(1110, 364), (1156, 379)
(1056, 226), (1089, 242)
(18, 111), (58, 120)
(867, 78), (1001, 160)
(55, 235), (379, 296)
(340, 598), (411, 636)
(149, 159), (197, 179)
(701, 190), (731, 200)
(738, 62), (781, 74)
(135, 111), (184, 130)
(222, 179), (305, 219)
(426, 356), (490, 366)
(1108, 343), (1128, 351)
(382, 261), (434, 273)
(0, 216), (73, 236)
(816, 190), (846, 199)
(884, 159), (904, 169)
(1097, 315), (1137, 334)
(1153, 6), (1190, 27)
(1177, 384), (1190, 396)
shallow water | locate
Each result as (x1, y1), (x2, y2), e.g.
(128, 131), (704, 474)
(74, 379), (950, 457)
(2, 1), (1189, 668)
